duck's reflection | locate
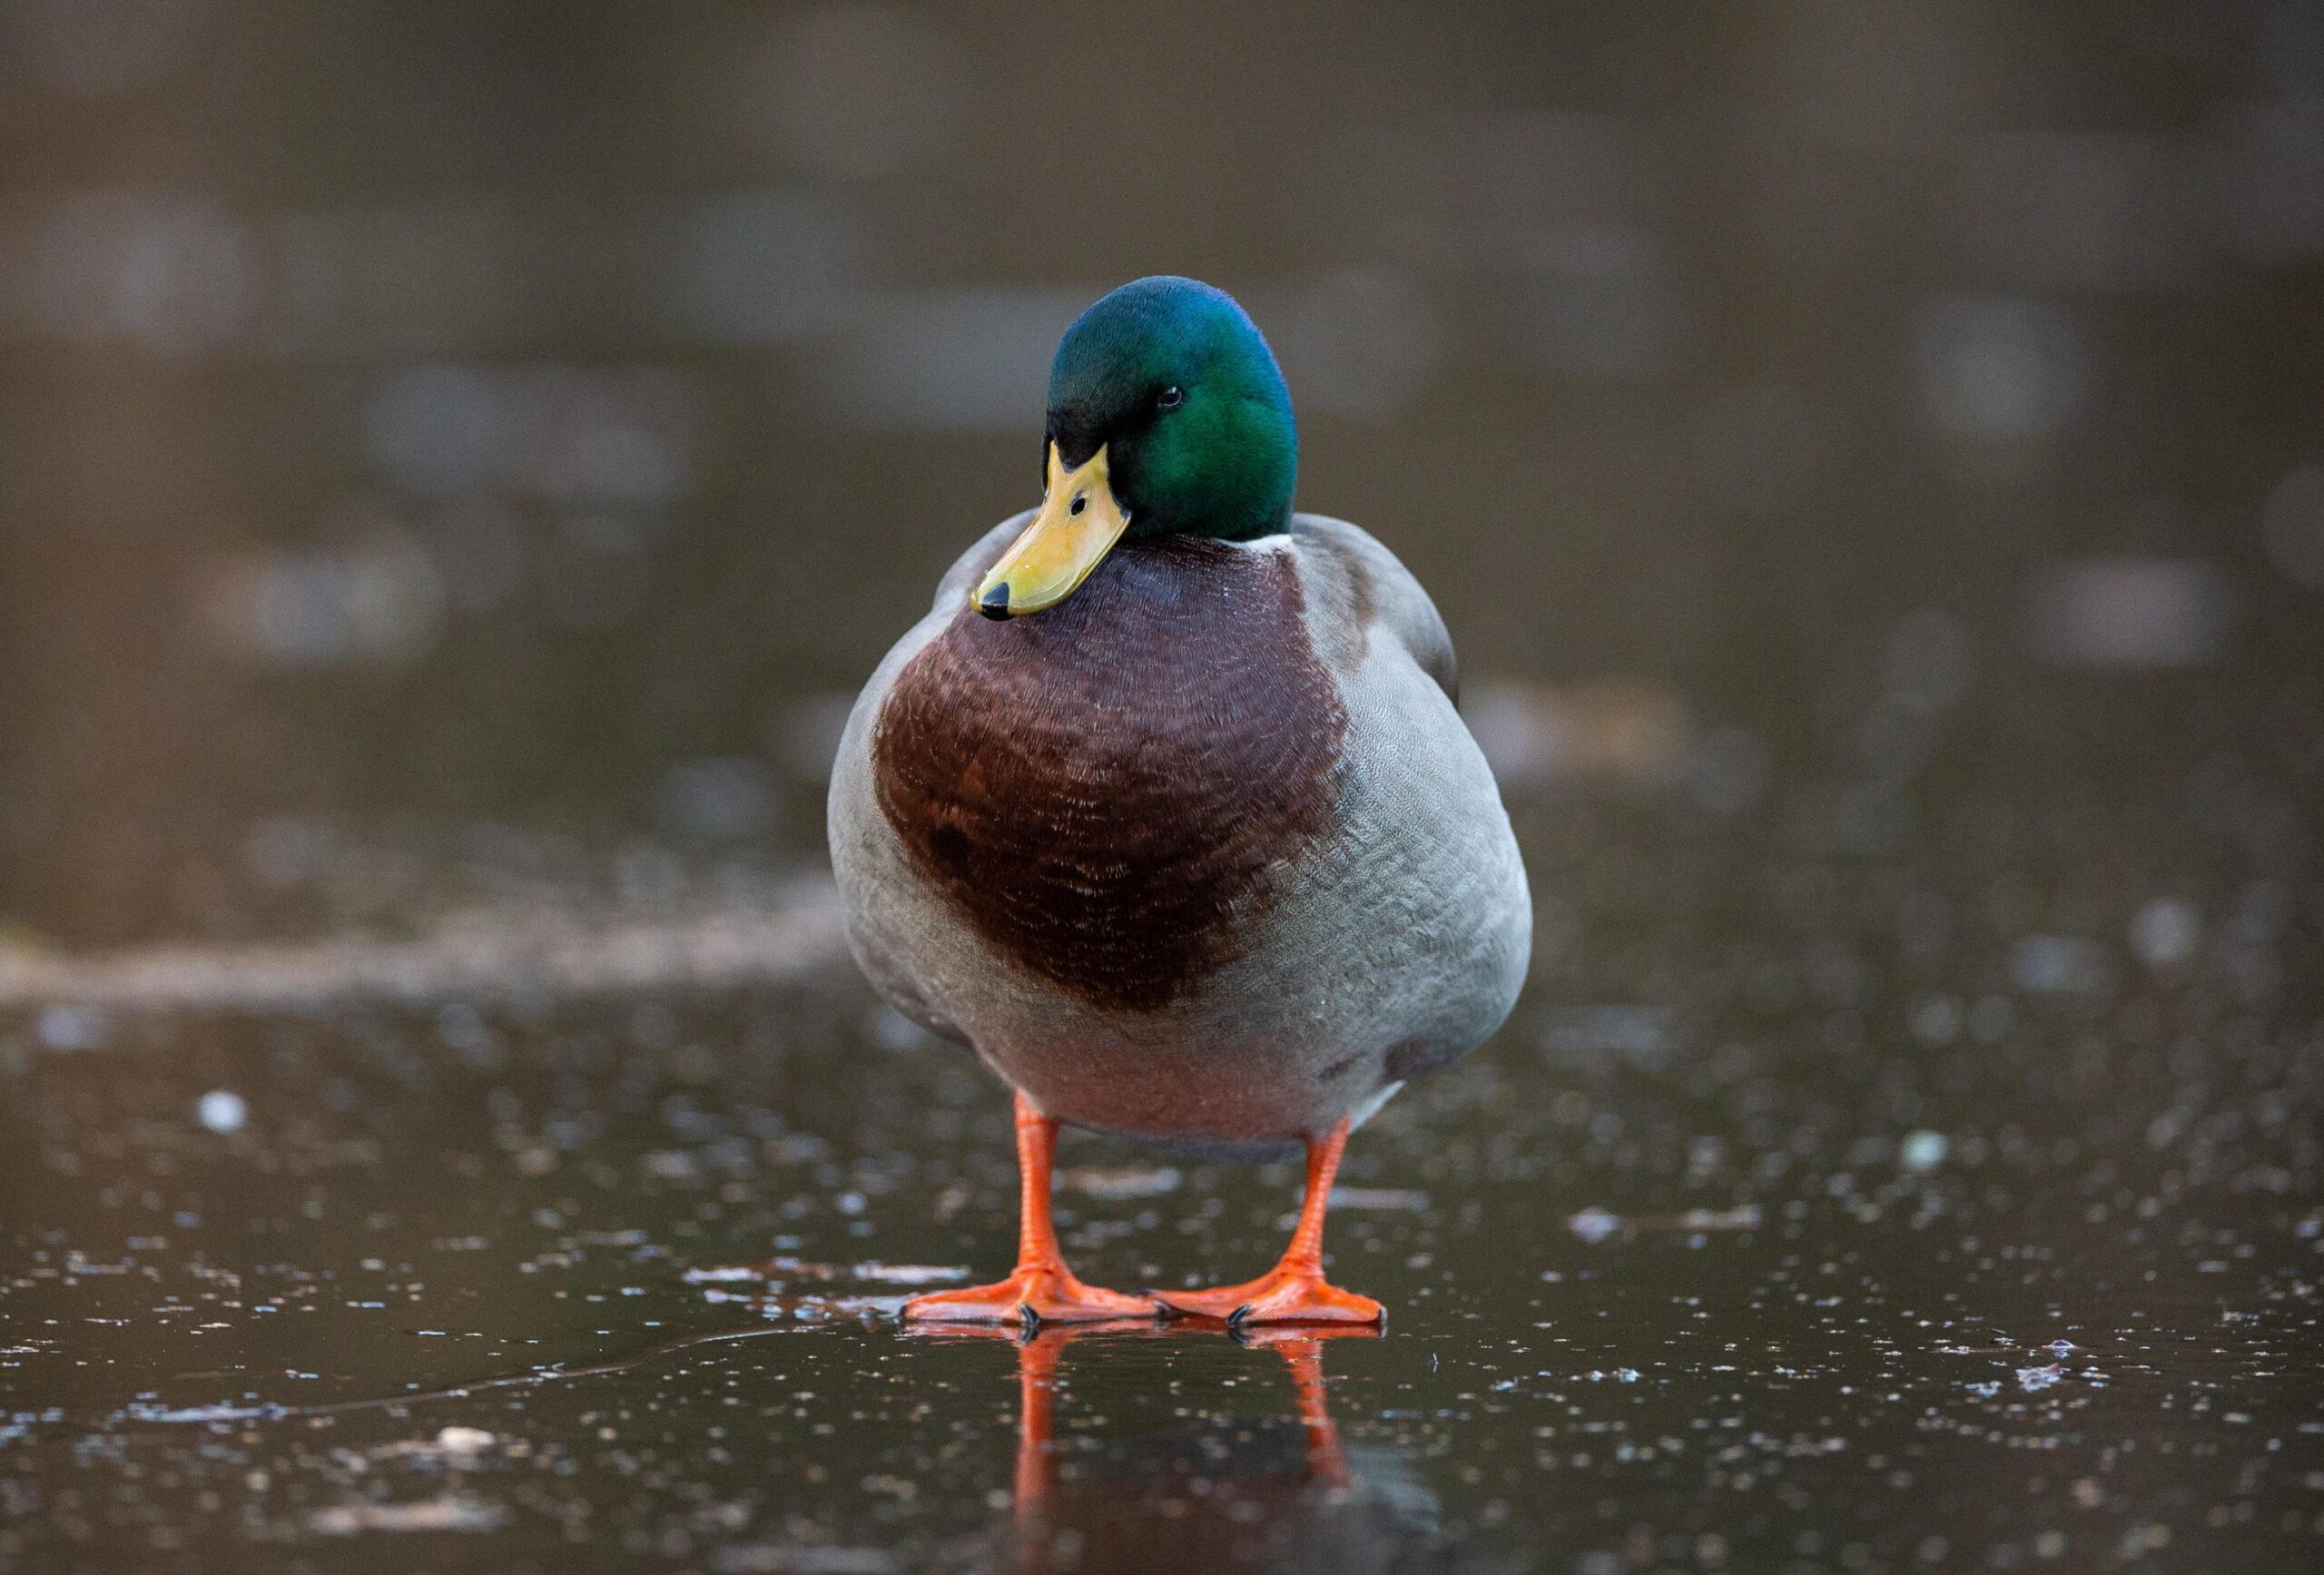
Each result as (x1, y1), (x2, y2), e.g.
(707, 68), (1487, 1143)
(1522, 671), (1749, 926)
(918, 1322), (1502, 1575)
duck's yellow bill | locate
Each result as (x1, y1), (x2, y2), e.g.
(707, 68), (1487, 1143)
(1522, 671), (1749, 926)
(972, 444), (1129, 618)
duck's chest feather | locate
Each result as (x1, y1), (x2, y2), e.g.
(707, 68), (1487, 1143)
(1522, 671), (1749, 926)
(872, 538), (1347, 1014)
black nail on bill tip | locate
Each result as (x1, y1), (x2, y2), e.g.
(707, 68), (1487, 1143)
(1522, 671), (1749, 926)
(978, 584), (1012, 619)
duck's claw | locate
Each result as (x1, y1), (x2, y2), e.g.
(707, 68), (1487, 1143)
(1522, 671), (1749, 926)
(1154, 1268), (1384, 1327)
(902, 1265), (1161, 1326)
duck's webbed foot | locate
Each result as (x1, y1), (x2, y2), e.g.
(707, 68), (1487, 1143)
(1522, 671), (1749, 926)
(1152, 1117), (1386, 1327)
(904, 1265), (1157, 1325)
(1155, 1267), (1384, 1326)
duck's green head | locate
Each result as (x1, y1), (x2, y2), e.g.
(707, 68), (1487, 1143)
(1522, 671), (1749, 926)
(974, 276), (1296, 618)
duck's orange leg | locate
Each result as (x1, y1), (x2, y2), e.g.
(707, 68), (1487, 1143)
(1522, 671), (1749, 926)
(1154, 1119), (1385, 1325)
(903, 1091), (1157, 1324)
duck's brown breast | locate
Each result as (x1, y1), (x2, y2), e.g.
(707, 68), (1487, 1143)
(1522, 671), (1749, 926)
(872, 537), (1346, 1014)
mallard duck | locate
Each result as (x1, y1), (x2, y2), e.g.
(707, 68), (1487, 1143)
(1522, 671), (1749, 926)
(829, 276), (1529, 1324)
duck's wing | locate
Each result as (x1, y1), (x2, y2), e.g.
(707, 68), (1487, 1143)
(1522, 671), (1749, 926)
(1285, 515), (1459, 704)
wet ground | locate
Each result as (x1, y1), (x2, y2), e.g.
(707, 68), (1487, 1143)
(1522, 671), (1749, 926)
(4, 681), (2319, 1575)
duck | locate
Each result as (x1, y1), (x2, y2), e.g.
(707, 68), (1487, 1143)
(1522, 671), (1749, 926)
(828, 276), (1529, 1325)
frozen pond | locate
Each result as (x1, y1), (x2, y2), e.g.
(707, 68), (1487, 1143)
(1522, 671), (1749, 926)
(5, 749), (2318, 1571)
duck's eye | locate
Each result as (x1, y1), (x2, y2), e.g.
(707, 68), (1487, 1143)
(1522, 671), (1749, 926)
(1156, 385), (1184, 411)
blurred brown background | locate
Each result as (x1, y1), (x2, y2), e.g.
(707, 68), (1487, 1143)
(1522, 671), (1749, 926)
(3, 0), (2320, 950)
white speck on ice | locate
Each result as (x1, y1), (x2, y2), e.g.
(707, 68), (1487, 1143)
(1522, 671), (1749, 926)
(196, 1090), (248, 1133)
(37, 1006), (110, 1051)
(1899, 1130), (1949, 1171)
(1569, 1206), (1621, 1244)
(2129, 898), (2200, 967)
